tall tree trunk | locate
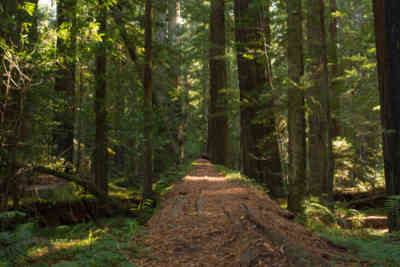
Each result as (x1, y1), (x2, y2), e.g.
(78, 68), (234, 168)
(168, 0), (184, 164)
(234, 0), (283, 198)
(287, 0), (306, 213)
(208, 0), (229, 165)
(94, 0), (108, 194)
(306, 0), (333, 202)
(373, 0), (400, 232)
(328, 0), (341, 138)
(54, 0), (77, 167)
(143, 0), (154, 199)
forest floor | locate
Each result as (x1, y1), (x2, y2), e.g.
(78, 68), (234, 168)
(133, 158), (355, 267)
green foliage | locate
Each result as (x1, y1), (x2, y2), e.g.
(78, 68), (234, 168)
(303, 201), (400, 265)
(316, 226), (400, 266)
(27, 217), (146, 267)
(154, 162), (193, 196)
(305, 201), (336, 225)
(213, 164), (277, 195)
(0, 211), (36, 267)
(385, 195), (400, 226)
(385, 195), (400, 214)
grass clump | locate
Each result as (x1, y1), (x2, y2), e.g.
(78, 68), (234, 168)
(214, 164), (273, 193)
(25, 217), (147, 267)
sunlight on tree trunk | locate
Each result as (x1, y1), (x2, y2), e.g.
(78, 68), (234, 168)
(234, 0), (284, 198)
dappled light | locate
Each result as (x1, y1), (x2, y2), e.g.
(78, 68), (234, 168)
(1, 0), (398, 265)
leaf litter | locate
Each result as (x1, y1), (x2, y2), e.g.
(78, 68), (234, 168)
(133, 159), (356, 267)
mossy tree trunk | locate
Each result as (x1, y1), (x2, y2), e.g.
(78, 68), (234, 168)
(287, 0), (306, 213)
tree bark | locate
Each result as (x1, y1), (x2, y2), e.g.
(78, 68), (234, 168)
(168, 0), (185, 165)
(306, 0), (333, 202)
(287, 0), (306, 213)
(234, 0), (283, 198)
(143, 0), (154, 199)
(208, 0), (229, 166)
(94, 0), (108, 194)
(373, 0), (400, 232)
(328, 0), (341, 138)
(54, 0), (77, 166)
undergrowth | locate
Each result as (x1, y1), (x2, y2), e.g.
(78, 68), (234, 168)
(0, 211), (36, 267)
(154, 161), (193, 196)
(304, 201), (400, 266)
(26, 216), (146, 267)
(0, 161), (192, 267)
(213, 164), (265, 190)
(311, 222), (400, 266)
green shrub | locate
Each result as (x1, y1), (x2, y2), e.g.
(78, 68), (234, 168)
(0, 211), (36, 266)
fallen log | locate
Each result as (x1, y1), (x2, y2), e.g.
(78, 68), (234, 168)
(33, 166), (137, 216)
(343, 194), (386, 208)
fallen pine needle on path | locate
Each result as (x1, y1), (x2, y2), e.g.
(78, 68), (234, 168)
(134, 159), (350, 267)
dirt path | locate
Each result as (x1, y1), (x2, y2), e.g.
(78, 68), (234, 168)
(135, 159), (348, 266)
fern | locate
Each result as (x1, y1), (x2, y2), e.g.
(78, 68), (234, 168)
(305, 201), (337, 224)
(0, 221), (36, 266)
(385, 195), (400, 215)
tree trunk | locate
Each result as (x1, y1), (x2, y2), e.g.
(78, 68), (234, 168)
(94, 0), (108, 194)
(54, 0), (77, 167)
(328, 0), (341, 138)
(208, 0), (229, 166)
(373, 0), (400, 232)
(168, 0), (185, 165)
(234, 0), (284, 198)
(143, 0), (154, 199)
(306, 0), (333, 202)
(287, 0), (306, 213)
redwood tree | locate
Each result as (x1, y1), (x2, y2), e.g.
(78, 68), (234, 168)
(208, 0), (229, 165)
(373, 0), (400, 232)
(306, 0), (333, 201)
(54, 0), (77, 167)
(287, 0), (306, 213)
(143, 0), (154, 199)
(94, 0), (108, 193)
(234, 0), (283, 198)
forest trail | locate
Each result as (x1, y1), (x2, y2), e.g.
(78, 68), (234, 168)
(134, 159), (350, 266)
